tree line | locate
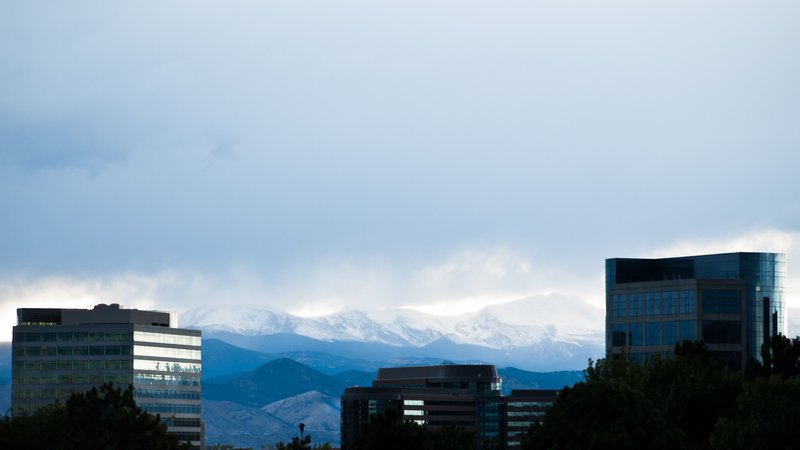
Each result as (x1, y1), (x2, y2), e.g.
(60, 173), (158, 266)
(0, 383), (190, 450)
(522, 335), (800, 450)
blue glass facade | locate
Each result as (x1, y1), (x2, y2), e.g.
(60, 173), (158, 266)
(605, 252), (786, 369)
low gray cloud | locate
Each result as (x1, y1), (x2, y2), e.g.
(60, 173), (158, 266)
(0, 1), (798, 324)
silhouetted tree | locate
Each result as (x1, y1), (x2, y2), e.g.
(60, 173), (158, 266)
(352, 407), (480, 450)
(428, 423), (476, 450)
(746, 334), (800, 380)
(522, 373), (681, 450)
(275, 423), (332, 450)
(0, 383), (189, 450)
(352, 408), (428, 450)
(642, 342), (742, 448)
(525, 342), (745, 450)
(711, 376), (800, 450)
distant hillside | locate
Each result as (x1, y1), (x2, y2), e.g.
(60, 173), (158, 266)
(202, 338), (277, 379)
(0, 342), (10, 384)
(332, 370), (377, 388)
(203, 330), (601, 373)
(203, 358), (348, 408)
(261, 391), (340, 445)
(498, 367), (583, 394)
(203, 399), (296, 449)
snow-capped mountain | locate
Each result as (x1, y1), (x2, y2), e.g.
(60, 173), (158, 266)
(181, 293), (604, 350)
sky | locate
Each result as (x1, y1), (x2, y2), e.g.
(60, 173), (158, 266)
(1, 1), (799, 341)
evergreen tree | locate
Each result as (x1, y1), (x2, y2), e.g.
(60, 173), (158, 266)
(0, 383), (189, 450)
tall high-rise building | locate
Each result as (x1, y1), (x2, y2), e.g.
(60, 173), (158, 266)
(12, 304), (203, 449)
(605, 252), (786, 370)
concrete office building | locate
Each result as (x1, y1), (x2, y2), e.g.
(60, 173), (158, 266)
(341, 365), (504, 450)
(341, 364), (558, 450)
(12, 304), (203, 449)
(606, 252), (786, 370)
(504, 389), (559, 448)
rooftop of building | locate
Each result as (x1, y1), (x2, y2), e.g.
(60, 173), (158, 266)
(606, 251), (785, 285)
(375, 364), (500, 384)
(17, 304), (177, 328)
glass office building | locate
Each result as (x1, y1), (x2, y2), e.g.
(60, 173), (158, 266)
(12, 304), (203, 449)
(606, 252), (786, 370)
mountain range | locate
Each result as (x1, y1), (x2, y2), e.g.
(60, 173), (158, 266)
(182, 294), (606, 372)
(200, 341), (584, 448)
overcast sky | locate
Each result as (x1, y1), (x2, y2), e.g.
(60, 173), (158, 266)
(1, 1), (799, 340)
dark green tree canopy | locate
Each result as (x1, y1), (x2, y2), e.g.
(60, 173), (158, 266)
(275, 423), (333, 450)
(525, 339), (800, 450)
(0, 383), (189, 450)
(352, 407), (476, 450)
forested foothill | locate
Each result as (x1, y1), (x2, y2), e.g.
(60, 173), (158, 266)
(523, 336), (800, 450)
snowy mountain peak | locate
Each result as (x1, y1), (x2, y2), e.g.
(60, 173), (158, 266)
(182, 293), (604, 350)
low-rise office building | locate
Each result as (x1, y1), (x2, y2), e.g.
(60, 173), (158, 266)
(505, 389), (559, 447)
(341, 364), (556, 450)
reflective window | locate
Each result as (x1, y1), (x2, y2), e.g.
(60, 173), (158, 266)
(646, 292), (660, 316)
(679, 320), (696, 341)
(133, 345), (201, 360)
(679, 291), (696, 314)
(645, 323), (660, 346)
(611, 295), (626, 317)
(662, 321), (677, 346)
(629, 323), (643, 346)
(628, 293), (642, 317)
(138, 403), (200, 415)
(134, 388), (201, 401)
(133, 373), (200, 387)
(701, 290), (742, 314)
(702, 320), (741, 344)
(134, 331), (201, 347)
(133, 359), (201, 373)
(662, 292), (677, 315)
(611, 323), (627, 347)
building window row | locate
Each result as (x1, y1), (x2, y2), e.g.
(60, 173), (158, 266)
(508, 401), (553, 408)
(133, 345), (201, 360)
(15, 359), (133, 371)
(133, 331), (201, 347)
(508, 421), (534, 427)
(133, 373), (200, 387)
(611, 320), (696, 347)
(138, 403), (201, 415)
(167, 432), (201, 443)
(134, 388), (201, 401)
(14, 345), (133, 357)
(701, 290), (742, 314)
(133, 359), (201, 373)
(508, 411), (546, 417)
(13, 374), (132, 389)
(163, 418), (202, 428)
(610, 290), (697, 318)
(14, 331), (133, 343)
